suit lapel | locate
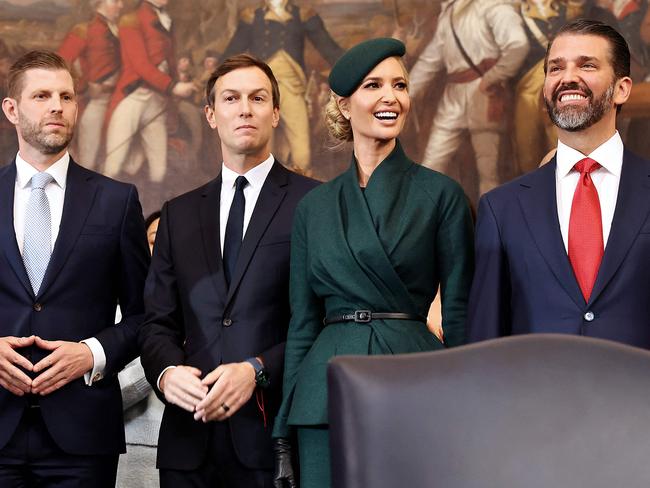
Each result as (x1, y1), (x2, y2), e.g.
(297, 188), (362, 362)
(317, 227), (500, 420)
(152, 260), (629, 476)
(0, 162), (32, 296)
(38, 160), (97, 299)
(224, 161), (288, 307)
(517, 159), (586, 308)
(588, 151), (650, 305)
(199, 176), (228, 294)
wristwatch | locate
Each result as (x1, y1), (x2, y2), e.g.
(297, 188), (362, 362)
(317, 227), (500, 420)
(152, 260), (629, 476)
(245, 357), (270, 388)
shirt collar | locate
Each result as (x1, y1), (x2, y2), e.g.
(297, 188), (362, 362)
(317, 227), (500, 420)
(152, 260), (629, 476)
(97, 13), (119, 37)
(15, 152), (70, 190)
(556, 131), (623, 178)
(221, 154), (275, 191)
(146, 0), (165, 12)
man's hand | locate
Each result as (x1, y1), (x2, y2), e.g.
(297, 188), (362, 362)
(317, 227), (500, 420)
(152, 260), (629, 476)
(172, 81), (197, 98)
(160, 365), (208, 412)
(0, 336), (35, 396)
(31, 337), (93, 395)
(194, 362), (256, 422)
(479, 77), (495, 95)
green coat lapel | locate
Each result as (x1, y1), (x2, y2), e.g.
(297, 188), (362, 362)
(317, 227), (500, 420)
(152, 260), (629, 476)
(335, 140), (418, 313)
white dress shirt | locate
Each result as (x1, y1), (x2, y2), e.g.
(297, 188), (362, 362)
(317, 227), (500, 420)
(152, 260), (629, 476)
(219, 154), (275, 254)
(13, 152), (105, 385)
(156, 154), (276, 391)
(555, 131), (623, 252)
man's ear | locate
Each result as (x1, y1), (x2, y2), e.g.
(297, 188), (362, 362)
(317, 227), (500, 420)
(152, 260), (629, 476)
(613, 76), (633, 107)
(204, 103), (217, 129)
(272, 106), (280, 128)
(2, 97), (19, 126)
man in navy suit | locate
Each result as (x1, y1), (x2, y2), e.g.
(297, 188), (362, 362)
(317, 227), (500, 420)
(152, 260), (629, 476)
(468, 20), (650, 347)
(139, 54), (318, 487)
(0, 50), (149, 486)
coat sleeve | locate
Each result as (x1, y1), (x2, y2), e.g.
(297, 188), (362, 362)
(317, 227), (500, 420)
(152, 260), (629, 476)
(408, 25), (446, 100)
(119, 20), (173, 93)
(221, 10), (254, 60)
(94, 185), (150, 377)
(435, 182), (474, 347)
(138, 202), (186, 398)
(480, 3), (530, 87)
(58, 23), (88, 65)
(302, 10), (343, 66)
(467, 194), (512, 342)
(58, 24), (89, 92)
(118, 357), (152, 410)
(272, 201), (324, 438)
(255, 341), (284, 397)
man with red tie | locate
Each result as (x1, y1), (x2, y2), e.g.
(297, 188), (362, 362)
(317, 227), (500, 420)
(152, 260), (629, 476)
(104, 0), (195, 183)
(467, 19), (650, 348)
(58, 0), (124, 170)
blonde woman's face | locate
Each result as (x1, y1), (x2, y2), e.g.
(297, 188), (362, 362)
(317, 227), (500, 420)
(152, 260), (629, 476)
(340, 57), (410, 144)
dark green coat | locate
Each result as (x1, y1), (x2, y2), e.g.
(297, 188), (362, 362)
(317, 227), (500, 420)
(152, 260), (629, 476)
(273, 141), (474, 437)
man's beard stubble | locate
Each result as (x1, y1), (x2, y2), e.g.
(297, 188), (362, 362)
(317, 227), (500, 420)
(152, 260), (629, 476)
(545, 81), (615, 132)
(18, 110), (74, 155)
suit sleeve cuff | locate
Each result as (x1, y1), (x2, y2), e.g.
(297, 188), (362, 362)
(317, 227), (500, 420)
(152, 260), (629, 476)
(157, 365), (176, 392)
(81, 337), (106, 385)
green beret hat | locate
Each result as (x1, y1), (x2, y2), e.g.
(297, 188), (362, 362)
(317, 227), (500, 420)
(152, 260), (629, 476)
(328, 37), (406, 97)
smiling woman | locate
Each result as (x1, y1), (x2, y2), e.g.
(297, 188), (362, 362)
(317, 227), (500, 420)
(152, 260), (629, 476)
(271, 38), (475, 488)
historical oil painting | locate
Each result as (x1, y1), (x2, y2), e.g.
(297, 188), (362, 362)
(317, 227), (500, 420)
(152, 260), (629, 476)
(2, 0), (650, 214)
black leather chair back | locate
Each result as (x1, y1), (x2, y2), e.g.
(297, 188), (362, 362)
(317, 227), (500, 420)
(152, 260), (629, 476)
(328, 334), (650, 488)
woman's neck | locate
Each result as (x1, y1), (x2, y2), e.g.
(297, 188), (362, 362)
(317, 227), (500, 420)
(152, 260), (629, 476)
(353, 138), (396, 187)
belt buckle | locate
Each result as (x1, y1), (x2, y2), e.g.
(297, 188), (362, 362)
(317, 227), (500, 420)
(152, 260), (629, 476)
(354, 310), (372, 323)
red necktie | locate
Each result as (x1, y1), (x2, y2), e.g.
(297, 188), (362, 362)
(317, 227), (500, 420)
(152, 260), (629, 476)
(568, 157), (603, 302)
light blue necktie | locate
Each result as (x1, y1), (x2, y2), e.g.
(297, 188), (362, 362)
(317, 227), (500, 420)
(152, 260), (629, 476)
(23, 172), (54, 295)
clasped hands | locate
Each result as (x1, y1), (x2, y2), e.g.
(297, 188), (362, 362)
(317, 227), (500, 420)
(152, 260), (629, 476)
(0, 335), (94, 396)
(160, 362), (256, 422)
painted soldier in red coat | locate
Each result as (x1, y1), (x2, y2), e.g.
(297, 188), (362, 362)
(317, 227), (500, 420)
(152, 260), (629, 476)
(104, 0), (195, 183)
(58, 0), (124, 169)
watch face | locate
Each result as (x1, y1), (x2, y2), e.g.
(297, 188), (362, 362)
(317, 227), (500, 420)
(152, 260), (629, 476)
(256, 369), (270, 388)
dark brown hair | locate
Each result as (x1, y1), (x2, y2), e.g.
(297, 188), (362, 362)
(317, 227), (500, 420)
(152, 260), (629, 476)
(544, 19), (630, 80)
(205, 53), (280, 109)
(7, 50), (71, 99)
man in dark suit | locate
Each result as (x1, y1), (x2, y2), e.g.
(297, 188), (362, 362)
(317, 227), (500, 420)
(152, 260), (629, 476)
(468, 19), (650, 347)
(139, 53), (318, 487)
(0, 50), (149, 486)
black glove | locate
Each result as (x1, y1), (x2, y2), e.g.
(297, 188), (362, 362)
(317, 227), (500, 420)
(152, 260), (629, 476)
(273, 437), (297, 488)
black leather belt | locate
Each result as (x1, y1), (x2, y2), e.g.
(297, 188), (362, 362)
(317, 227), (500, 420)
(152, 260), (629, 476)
(323, 310), (427, 325)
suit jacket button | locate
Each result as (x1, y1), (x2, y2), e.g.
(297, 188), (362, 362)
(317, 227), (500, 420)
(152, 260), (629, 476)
(223, 318), (232, 327)
(33, 303), (42, 312)
(584, 311), (595, 322)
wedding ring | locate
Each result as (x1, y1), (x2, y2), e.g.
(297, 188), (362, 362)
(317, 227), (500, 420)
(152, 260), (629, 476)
(221, 402), (230, 413)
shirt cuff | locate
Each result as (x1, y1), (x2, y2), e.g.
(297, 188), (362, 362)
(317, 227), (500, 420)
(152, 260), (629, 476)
(81, 337), (106, 385)
(157, 365), (177, 392)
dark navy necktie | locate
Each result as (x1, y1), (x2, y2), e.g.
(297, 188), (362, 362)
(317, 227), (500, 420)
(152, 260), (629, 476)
(223, 176), (248, 286)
